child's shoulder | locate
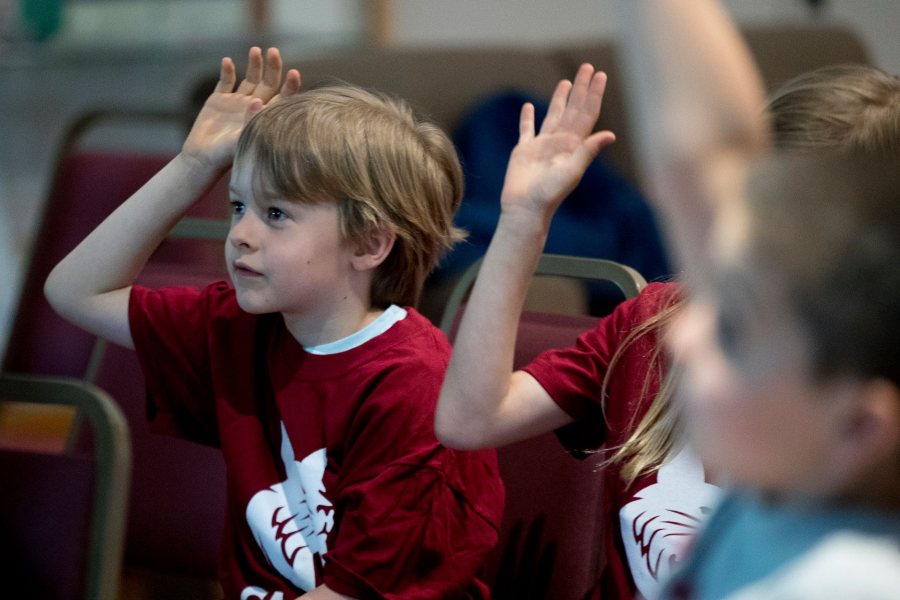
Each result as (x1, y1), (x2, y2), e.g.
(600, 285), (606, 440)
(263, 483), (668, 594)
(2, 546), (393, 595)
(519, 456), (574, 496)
(724, 530), (900, 600)
(632, 280), (681, 315)
(329, 309), (451, 416)
(370, 307), (451, 367)
(131, 279), (247, 333)
(594, 280), (680, 339)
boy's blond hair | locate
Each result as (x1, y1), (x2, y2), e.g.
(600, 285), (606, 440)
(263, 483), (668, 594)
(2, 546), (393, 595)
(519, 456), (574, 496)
(235, 85), (466, 308)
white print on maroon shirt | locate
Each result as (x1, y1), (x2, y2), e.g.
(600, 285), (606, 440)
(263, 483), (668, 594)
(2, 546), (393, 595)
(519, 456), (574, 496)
(245, 422), (334, 594)
(619, 445), (720, 599)
(241, 587), (285, 600)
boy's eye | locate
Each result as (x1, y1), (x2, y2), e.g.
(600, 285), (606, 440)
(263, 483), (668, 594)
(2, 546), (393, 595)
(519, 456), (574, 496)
(267, 207), (287, 221)
(712, 270), (755, 362)
(229, 200), (245, 215)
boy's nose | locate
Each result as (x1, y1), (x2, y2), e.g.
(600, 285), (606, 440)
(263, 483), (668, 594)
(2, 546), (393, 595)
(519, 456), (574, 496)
(228, 215), (257, 250)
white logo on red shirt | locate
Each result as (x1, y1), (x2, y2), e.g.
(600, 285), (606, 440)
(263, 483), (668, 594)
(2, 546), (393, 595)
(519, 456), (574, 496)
(240, 588), (284, 600)
(619, 445), (720, 599)
(245, 422), (334, 593)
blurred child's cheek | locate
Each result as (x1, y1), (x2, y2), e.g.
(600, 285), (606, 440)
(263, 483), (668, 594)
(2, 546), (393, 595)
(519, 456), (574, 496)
(665, 300), (708, 369)
(666, 299), (732, 408)
(667, 299), (753, 481)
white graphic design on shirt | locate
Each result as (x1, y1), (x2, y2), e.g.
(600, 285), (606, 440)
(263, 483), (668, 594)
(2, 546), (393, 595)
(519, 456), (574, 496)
(619, 445), (720, 599)
(245, 422), (334, 593)
(240, 587), (284, 600)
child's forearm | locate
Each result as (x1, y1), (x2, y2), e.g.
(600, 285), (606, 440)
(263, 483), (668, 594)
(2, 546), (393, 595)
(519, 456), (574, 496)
(436, 209), (566, 449)
(617, 0), (769, 280)
(437, 68), (610, 449)
(44, 153), (224, 348)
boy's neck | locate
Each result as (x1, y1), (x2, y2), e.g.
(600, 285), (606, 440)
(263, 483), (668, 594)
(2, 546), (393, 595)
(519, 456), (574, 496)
(761, 462), (900, 513)
(833, 466), (900, 512)
(282, 302), (387, 348)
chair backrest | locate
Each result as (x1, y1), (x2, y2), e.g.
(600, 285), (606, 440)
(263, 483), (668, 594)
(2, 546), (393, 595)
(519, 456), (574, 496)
(3, 108), (229, 379)
(440, 254), (646, 600)
(440, 253), (645, 336)
(4, 107), (231, 580)
(85, 337), (228, 578)
(0, 374), (131, 600)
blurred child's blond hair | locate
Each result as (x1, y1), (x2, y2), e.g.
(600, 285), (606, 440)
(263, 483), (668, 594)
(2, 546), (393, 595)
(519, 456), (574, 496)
(766, 64), (900, 154)
(236, 85), (466, 308)
(747, 151), (900, 390)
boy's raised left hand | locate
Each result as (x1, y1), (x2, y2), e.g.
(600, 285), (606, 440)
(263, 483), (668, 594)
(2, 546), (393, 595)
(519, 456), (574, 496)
(181, 46), (302, 173)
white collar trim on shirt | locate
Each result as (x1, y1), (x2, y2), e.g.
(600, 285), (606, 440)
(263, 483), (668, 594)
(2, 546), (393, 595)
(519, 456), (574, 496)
(303, 305), (408, 355)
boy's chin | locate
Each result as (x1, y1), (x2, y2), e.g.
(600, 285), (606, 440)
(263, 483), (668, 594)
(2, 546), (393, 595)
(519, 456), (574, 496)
(233, 292), (272, 315)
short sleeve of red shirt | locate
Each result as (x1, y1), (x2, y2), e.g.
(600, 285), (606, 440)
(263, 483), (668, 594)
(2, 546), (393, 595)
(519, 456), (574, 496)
(128, 281), (234, 445)
(521, 282), (679, 444)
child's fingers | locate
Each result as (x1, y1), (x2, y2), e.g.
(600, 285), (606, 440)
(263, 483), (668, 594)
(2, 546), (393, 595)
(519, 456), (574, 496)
(236, 47), (264, 94)
(279, 69), (302, 98)
(254, 48), (283, 101)
(542, 79), (572, 133)
(264, 48), (282, 88)
(559, 70), (608, 135)
(566, 63), (595, 112)
(519, 102), (536, 142)
(579, 130), (616, 163)
(214, 57), (237, 93)
(245, 98), (266, 121)
(584, 71), (608, 120)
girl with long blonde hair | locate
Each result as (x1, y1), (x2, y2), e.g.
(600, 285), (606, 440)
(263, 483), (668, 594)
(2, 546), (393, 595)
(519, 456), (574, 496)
(436, 21), (900, 598)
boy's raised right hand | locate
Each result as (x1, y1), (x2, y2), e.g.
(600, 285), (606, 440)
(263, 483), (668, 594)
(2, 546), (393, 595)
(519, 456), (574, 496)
(181, 46), (302, 173)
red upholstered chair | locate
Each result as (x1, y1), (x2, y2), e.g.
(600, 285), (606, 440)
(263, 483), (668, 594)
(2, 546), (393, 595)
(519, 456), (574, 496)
(0, 374), (131, 600)
(439, 254), (646, 600)
(4, 108), (230, 591)
(85, 336), (228, 581)
(4, 108), (229, 380)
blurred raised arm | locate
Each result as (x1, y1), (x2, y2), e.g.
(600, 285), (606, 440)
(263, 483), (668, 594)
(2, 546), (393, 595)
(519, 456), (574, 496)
(616, 0), (770, 284)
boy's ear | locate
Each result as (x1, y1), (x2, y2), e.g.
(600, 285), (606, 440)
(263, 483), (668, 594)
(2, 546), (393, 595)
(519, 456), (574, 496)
(350, 227), (396, 272)
(828, 379), (900, 488)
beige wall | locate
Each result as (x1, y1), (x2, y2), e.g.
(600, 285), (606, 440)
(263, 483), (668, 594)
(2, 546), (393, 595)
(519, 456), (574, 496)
(388, 0), (900, 72)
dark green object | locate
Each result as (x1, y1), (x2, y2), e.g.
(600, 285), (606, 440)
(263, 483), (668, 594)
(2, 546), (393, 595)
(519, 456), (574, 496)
(21, 0), (63, 41)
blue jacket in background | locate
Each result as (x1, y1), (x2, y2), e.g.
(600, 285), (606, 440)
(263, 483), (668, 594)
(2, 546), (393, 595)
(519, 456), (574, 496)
(438, 90), (672, 311)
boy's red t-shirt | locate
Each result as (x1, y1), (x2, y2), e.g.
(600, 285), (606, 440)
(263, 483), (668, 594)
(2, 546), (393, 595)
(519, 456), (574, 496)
(129, 281), (504, 599)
